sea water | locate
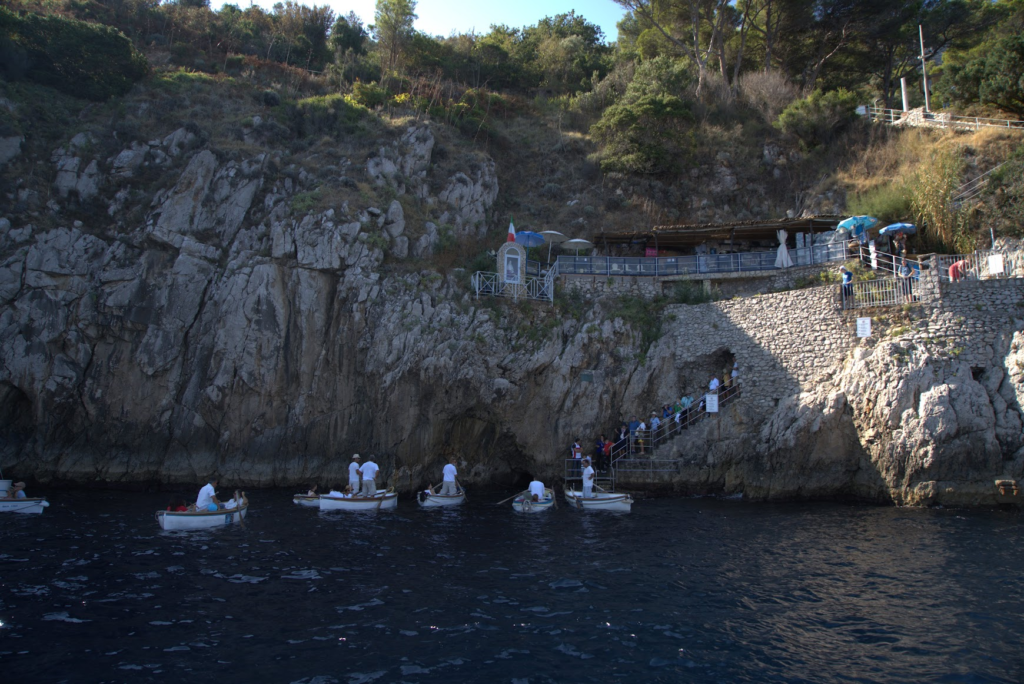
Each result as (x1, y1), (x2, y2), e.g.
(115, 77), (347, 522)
(1, 489), (1022, 683)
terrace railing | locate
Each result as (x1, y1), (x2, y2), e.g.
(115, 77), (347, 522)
(472, 270), (554, 303)
(556, 243), (848, 278)
(866, 106), (1024, 131)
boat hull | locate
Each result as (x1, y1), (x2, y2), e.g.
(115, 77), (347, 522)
(565, 488), (633, 512)
(0, 498), (49, 514)
(157, 502), (248, 530)
(417, 491), (465, 507)
(512, 489), (555, 513)
(292, 495), (320, 507)
(320, 492), (398, 511)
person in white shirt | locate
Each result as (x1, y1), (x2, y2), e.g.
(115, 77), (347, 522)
(360, 457), (380, 497)
(731, 363), (739, 385)
(348, 454), (362, 494)
(196, 477), (222, 511)
(327, 485), (346, 497)
(528, 477), (546, 502)
(581, 458), (595, 499)
(709, 376), (720, 393)
(440, 456), (459, 495)
(637, 419), (647, 453)
(223, 490), (242, 509)
(5, 482), (27, 499)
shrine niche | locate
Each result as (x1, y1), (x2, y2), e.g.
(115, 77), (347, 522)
(497, 241), (526, 286)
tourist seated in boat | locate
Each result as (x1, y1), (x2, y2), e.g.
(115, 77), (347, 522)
(342, 485), (354, 498)
(327, 485), (346, 497)
(306, 485), (318, 496)
(440, 456), (459, 495)
(528, 476), (545, 502)
(196, 477), (223, 511)
(166, 498), (188, 512)
(5, 482), (27, 499)
(223, 490), (243, 510)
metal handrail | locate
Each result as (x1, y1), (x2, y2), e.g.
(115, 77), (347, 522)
(555, 243), (848, 278)
(866, 105), (1024, 130)
(472, 270), (554, 303)
(952, 162), (1006, 206)
(606, 383), (742, 487)
(934, 250), (1024, 283)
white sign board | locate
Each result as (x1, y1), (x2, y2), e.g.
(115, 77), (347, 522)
(857, 317), (872, 338)
(705, 393), (719, 413)
(988, 254), (1005, 276)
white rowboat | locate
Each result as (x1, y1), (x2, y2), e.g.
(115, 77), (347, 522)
(565, 487), (633, 512)
(320, 491), (398, 511)
(292, 494), (320, 507)
(512, 489), (555, 513)
(417, 489), (465, 507)
(0, 498), (50, 514)
(156, 496), (248, 530)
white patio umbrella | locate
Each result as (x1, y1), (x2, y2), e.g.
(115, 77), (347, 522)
(775, 229), (794, 268)
(562, 238), (594, 256)
(540, 230), (568, 263)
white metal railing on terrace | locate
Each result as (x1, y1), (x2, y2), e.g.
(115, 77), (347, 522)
(472, 270), (555, 303)
(556, 242), (849, 278)
(866, 105), (1024, 131)
(841, 277), (918, 309)
(935, 250), (1024, 283)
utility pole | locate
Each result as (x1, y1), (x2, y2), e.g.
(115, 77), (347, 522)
(919, 25), (930, 112)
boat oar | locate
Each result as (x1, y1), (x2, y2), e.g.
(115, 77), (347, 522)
(375, 484), (387, 510)
(496, 491), (524, 505)
(456, 479), (468, 502)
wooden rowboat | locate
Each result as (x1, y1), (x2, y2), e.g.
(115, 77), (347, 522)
(320, 491), (398, 511)
(156, 495), (248, 530)
(417, 489), (465, 507)
(564, 487), (633, 512)
(0, 498), (50, 514)
(292, 494), (320, 507)
(512, 489), (554, 513)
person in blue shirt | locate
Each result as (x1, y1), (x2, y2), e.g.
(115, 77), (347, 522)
(841, 266), (854, 300)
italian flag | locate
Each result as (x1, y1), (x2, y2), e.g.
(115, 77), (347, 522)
(507, 217), (516, 243)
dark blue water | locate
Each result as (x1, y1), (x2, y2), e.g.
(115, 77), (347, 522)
(1, 490), (1022, 683)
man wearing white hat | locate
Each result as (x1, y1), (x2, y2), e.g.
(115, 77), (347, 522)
(348, 454), (362, 495)
(581, 457), (595, 499)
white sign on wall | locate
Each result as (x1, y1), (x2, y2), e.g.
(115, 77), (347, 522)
(705, 393), (719, 413)
(988, 254), (1005, 276)
(857, 317), (872, 338)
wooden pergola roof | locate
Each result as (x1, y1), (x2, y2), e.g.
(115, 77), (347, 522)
(596, 216), (844, 250)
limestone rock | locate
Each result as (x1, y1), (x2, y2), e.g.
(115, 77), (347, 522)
(438, 159), (498, 237)
(0, 136), (23, 168)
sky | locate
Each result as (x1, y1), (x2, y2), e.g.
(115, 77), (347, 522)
(216, 0), (628, 44)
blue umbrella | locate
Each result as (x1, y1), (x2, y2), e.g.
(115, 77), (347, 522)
(879, 222), (917, 236)
(836, 215), (879, 232)
(515, 231), (545, 248)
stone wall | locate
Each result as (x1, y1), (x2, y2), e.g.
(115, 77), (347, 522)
(653, 285), (855, 417)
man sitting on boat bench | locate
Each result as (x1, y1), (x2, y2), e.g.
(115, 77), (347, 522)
(196, 477), (223, 511)
(528, 476), (545, 502)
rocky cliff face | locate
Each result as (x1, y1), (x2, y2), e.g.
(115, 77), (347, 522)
(2, 119), (1023, 505)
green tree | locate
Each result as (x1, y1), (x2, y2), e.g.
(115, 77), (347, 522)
(773, 88), (859, 147)
(372, 0), (417, 85)
(590, 56), (697, 174)
(0, 7), (149, 101)
(940, 34), (1024, 116)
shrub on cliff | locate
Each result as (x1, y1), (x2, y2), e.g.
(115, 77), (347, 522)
(289, 93), (369, 137)
(0, 8), (149, 101)
(774, 89), (859, 148)
(590, 56), (697, 175)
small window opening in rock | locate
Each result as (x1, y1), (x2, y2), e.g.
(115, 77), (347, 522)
(971, 367), (985, 381)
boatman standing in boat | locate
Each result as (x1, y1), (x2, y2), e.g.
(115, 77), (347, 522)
(360, 456), (380, 497)
(581, 457), (595, 498)
(440, 456), (459, 495)
(196, 477), (223, 511)
(348, 454), (362, 494)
